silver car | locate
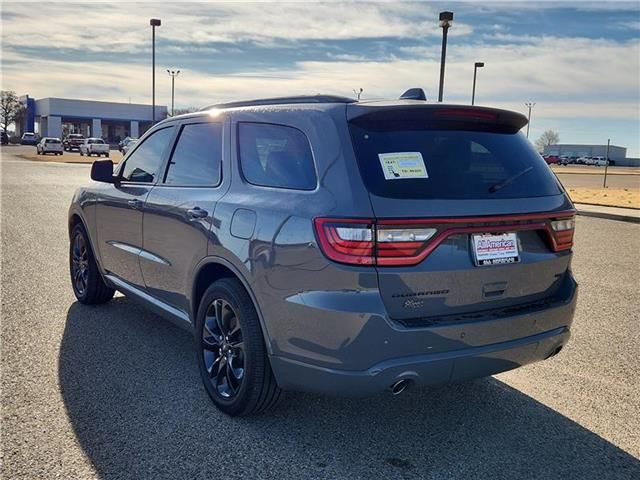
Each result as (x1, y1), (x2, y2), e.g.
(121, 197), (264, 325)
(37, 137), (63, 155)
(68, 92), (578, 416)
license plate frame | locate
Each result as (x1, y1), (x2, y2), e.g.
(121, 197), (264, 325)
(471, 232), (520, 267)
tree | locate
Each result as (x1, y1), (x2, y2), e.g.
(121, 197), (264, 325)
(535, 129), (560, 152)
(0, 90), (24, 133)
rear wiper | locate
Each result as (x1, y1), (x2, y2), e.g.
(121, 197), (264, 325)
(488, 166), (533, 193)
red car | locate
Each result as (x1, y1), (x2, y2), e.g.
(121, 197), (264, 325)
(543, 154), (560, 165)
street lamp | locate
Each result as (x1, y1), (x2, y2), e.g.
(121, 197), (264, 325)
(150, 18), (162, 124)
(471, 62), (484, 105)
(525, 102), (536, 138)
(438, 11), (454, 102)
(167, 69), (180, 116)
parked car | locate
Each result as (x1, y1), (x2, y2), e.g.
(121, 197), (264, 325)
(558, 155), (571, 165)
(118, 136), (138, 153)
(1, 132), (8, 145)
(543, 154), (559, 165)
(63, 134), (85, 151)
(21, 132), (38, 145)
(122, 139), (138, 155)
(36, 137), (63, 155)
(68, 93), (577, 416)
(79, 137), (110, 157)
(591, 156), (608, 166)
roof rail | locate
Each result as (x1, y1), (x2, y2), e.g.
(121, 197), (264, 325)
(200, 94), (357, 111)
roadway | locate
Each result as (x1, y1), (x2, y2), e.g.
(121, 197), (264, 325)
(2, 149), (639, 479)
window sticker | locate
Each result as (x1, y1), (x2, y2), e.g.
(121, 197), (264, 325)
(378, 152), (428, 180)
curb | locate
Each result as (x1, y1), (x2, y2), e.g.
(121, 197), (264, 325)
(576, 209), (640, 224)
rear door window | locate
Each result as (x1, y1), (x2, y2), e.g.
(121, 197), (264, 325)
(238, 123), (316, 190)
(164, 122), (222, 186)
(349, 123), (562, 199)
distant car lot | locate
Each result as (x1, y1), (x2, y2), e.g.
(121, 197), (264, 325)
(1, 150), (639, 479)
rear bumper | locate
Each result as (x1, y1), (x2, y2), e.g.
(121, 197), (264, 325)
(268, 275), (577, 396)
(271, 326), (569, 396)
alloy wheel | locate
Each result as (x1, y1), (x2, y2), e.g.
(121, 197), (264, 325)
(202, 299), (245, 398)
(71, 233), (89, 296)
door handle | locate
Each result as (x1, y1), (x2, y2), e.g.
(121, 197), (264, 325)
(187, 207), (209, 219)
(127, 199), (143, 209)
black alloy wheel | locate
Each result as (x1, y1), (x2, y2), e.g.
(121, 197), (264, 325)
(71, 231), (89, 296)
(202, 298), (245, 399)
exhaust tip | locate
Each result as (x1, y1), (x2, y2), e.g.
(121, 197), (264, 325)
(390, 379), (411, 396)
(546, 345), (564, 359)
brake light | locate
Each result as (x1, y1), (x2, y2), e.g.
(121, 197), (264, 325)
(314, 211), (575, 267)
(433, 109), (498, 121)
(548, 216), (575, 251)
(313, 218), (374, 265)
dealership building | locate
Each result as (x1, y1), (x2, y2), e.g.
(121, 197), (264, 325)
(19, 95), (167, 143)
(542, 143), (640, 167)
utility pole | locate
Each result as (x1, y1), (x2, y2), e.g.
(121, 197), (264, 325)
(525, 102), (535, 138)
(438, 11), (454, 102)
(471, 62), (484, 105)
(603, 138), (611, 188)
(150, 18), (162, 124)
(167, 69), (180, 116)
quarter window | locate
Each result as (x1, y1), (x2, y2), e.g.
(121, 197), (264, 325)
(164, 123), (222, 186)
(121, 127), (174, 183)
(238, 123), (316, 190)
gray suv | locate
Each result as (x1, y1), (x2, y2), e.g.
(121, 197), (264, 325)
(68, 93), (578, 416)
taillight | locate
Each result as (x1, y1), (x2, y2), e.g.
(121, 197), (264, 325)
(314, 211), (575, 267)
(376, 225), (437, 265)
(313, 218), (375, 265)
(314, 218), (436, 266)
(548, 216), (575, 251)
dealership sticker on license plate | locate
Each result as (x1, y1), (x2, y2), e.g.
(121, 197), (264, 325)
(471, 233), (520, 266)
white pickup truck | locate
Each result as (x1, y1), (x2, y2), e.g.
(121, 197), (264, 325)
(80, 138), (110, 157)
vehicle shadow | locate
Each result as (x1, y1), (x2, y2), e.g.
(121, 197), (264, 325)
(60, 299), (639, 480)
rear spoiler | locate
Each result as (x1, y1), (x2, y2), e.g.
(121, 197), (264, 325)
(347, 104), (528, 134)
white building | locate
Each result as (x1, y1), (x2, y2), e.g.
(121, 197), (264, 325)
(20, 95), (168, 143)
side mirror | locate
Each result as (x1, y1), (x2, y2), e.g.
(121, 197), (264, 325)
(90, 159), (115, 183)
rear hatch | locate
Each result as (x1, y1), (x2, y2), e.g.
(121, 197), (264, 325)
(345, 103), (575, 323)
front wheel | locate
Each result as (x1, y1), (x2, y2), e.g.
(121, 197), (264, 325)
(196, 278), (282, 416)
(69, 224), (115, 304)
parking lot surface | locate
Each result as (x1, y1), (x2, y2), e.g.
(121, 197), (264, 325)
(2, 149), (639, 479)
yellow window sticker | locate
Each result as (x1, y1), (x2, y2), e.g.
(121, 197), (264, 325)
(378, 152), (428, 180)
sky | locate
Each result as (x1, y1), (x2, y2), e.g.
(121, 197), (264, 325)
(1, 1), (639, 155)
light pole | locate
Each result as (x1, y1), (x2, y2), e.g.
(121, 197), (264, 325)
(525, 102), (536, 138)
(438, 11), (454, 103)
(150, 18), (161, 124)
(167, 69), (180, 116)
(471, 62), (484, 105)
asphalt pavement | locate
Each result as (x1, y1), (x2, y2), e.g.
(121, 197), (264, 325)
(2, 149), (639, 479)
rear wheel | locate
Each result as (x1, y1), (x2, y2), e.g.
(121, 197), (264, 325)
(69, 224), (114, 304)
(196, 278), (282, 416)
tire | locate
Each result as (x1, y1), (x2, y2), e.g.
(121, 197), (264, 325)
(69, 223), (115, 304)
(196, 278), (282, 416)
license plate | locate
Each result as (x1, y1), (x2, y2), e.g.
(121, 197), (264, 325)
(471, 232), (520, 266)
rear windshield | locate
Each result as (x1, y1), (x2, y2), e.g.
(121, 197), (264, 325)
(349, 122), (562, 199)
(88, 139), (104, 144)
(45, 139), (60, 143)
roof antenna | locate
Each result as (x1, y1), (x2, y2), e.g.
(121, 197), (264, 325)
(400, 88), (427, 101)
(353, 88), (363, 101)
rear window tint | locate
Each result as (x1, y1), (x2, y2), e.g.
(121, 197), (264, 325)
(349, 123), (562, 199)
(238, 123), (316, 190)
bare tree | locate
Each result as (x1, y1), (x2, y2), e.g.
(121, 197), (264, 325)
(0, 90), (24, 133)
(535, 129), (560, 152)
